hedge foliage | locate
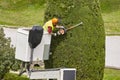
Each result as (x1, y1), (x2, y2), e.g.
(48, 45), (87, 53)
(44, 0), (105, 80)
(0, 28), (20, 79)
(4, 73), (29, 80)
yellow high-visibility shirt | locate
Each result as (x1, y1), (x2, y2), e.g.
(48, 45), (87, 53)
(43, 20), (55, 31)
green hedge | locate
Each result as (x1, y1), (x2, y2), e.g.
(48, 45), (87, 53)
(0, 28), (20, 79)
(44, 0), (105, 80)
(0, 28), (14, 79)
(4, 73), (29, 80)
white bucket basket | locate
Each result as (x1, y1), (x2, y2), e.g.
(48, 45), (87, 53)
(15, 28), (51, 62)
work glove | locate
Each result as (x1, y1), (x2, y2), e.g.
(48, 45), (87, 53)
(52, 33), (57, 36)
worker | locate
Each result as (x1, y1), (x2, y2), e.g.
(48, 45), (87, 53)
(43, 18), (66, 36)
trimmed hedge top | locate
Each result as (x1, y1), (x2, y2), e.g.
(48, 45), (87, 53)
(44, 0), (105, 80)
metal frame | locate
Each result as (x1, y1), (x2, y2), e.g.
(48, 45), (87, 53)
(29, 68), (76, 80)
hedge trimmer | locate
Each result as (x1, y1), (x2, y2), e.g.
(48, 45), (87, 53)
(54, 22), (83, 36)
(66, 22), (83, 31)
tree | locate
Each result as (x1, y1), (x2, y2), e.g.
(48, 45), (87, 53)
(44, 0), (105, 80)
(0, 28), (20, 79)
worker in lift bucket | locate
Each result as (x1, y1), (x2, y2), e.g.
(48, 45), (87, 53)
(43, 18), (66, 36)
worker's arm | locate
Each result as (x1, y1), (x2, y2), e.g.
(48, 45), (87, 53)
(48, 26), (66, 36)
(47, 26), (57, 36)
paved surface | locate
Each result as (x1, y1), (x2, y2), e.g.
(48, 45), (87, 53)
(106, 36), (120, 69)
(3, 27), (17, 47)
(3, 27), (120, 69)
